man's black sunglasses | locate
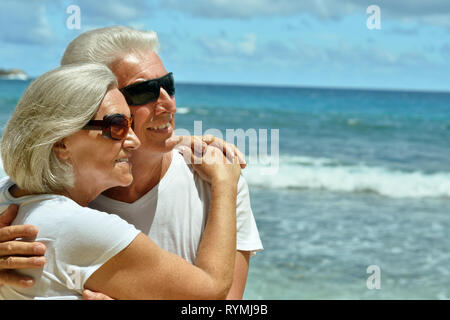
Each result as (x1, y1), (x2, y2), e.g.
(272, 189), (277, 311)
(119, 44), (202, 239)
(119, 72), (175, 106)
(82, 113), (133, 141)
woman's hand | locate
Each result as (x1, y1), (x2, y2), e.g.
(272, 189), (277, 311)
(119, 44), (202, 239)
(175, 135), (246, 169)
(179, 145), (241, 185)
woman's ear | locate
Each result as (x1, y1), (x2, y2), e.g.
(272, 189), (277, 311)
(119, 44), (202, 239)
(53, 139), (71, 161)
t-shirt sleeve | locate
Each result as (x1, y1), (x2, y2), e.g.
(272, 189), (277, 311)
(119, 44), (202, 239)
(236, 175), (263, 255)
(50, 202), (140, 292)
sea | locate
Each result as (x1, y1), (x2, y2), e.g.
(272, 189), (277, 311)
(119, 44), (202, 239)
(1, 79), (449, 299)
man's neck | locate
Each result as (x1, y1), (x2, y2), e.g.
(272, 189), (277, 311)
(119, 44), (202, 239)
(101, 149), (173, 203)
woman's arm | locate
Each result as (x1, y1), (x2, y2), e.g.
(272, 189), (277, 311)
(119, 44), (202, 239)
(84, 147), (240, 299)
(226, 250), (251, 300)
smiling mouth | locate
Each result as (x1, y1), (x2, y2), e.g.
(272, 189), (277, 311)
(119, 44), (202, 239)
(115, 158), (129, 163)
(147, 114), (173, 131)
(148, 122), (171, 130)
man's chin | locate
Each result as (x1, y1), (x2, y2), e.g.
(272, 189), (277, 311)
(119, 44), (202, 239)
(139, 126), (179, 153)
(139, 137), (179, 154)
(164, 134), (181, 150)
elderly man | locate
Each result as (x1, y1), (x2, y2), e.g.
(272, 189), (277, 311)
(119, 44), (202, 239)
(0, 26), (262, 299)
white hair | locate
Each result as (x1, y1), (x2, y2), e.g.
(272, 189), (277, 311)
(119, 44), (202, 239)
(1, 63), (117, 194)
(61, 26), (160, 67)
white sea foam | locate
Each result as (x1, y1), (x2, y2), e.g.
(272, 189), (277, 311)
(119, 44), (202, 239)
(176, 107), (190, 114)
(243, 155), (450, 199)
(1, 152), (448, 199)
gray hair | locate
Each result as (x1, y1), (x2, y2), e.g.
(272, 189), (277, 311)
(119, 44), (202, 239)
(61, 26), (160, 67)
(1, 63), (117, 194)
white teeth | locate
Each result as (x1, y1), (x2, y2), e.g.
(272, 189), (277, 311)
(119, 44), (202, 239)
(149, 122), (170, 130)
(115, 158), (129, 163)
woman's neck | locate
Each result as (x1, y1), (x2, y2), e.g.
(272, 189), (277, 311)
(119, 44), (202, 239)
(9, 184), (33, 198)
(63, 187), (100, 207)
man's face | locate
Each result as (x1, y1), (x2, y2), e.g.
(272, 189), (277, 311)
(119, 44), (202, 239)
(110, 51), (177, 154)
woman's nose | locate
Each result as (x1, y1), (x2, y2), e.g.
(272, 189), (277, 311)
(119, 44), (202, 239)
(123, 127), (141, 150)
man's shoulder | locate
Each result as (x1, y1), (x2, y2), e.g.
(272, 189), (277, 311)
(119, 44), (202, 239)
(171, 149), (195, 174)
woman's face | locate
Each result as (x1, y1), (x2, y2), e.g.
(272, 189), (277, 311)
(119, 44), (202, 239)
(61, 88), (141, 193)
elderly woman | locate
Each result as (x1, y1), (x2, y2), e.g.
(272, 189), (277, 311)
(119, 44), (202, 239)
(0, 63), (240, 299)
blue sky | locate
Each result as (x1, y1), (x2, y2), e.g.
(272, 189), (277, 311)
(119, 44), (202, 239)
(1, 0), (450, 91)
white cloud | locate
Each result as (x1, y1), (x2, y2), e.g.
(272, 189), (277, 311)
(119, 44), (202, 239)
(162, 0), (450, 29)
(238, 33), (257, 55)
(243, 36), (438, 74)
(198, 33), (257, 57)
(76, 0), (150, 22)
(200, 37), (235, 55)
(162, 0), (356, 19)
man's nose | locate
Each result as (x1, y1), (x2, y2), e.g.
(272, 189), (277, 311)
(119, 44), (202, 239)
(153, 87), (177, 116)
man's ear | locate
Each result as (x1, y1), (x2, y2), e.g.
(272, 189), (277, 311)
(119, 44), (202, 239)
(53, 139), (71, 161)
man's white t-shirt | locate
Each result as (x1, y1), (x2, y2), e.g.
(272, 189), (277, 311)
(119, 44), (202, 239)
(0, 178), (140, 300)
(90, 149), (263, 264)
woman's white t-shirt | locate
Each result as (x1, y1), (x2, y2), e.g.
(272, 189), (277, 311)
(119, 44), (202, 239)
(0, 178), (140, 300)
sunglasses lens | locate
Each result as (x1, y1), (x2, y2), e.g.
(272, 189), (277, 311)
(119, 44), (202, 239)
(120, 73), (175, 106)
(121, 81), (159, 106)
(161, 73), (175, 96)
(109, 115), (131, 140)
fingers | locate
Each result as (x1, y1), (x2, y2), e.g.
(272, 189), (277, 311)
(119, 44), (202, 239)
(0, 256), (46, 269)
(0, 224), (39, 242)
(0, 204), (19, 228)
(0, 270), (35, 288)
(232, 145), (246, 168)
(0, 225), (46, 271)
(176, 135), (191, 147)
(202, 146), (226, 165)
(178, 146), (202, 165)
(177, 136), (247, 168)
(0, 241), (46, 257)
(202, 136), (247, 169)
(192, 136), (207, 156)
(176, 136), (206, 155)
(82, 289), (114, 300)
(234, 146), (246, 168)
(178, 145), (192, 164)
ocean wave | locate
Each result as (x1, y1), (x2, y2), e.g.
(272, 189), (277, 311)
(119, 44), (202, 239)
(344, 118), (397, 130)
(243, 155), (450, 199)
(176, 107), (190, 114)
(1, 153), (448, 199)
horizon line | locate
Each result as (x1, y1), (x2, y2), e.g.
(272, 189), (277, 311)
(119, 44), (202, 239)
(12, 76), (450, 95)
(175, 80), (450, 95)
